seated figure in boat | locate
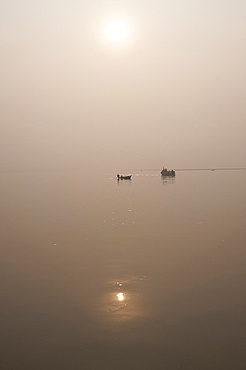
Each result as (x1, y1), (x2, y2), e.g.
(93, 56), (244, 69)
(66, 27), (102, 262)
(117, 174), (132, 180)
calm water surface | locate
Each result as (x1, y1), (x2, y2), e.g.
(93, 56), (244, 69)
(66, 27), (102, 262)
(1, 169), (246, 369)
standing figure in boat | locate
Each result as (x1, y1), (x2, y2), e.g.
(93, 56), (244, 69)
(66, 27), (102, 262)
(160, 167), (175, 177)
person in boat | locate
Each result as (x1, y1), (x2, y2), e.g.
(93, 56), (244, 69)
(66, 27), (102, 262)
(117, 174), (132, 180)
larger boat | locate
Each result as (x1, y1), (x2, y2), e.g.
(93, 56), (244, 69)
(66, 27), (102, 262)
(160, 167), (175, 177)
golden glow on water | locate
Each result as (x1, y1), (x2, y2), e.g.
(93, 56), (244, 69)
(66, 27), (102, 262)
(117, 292), (124, 301)
(93, 276), (150, 331)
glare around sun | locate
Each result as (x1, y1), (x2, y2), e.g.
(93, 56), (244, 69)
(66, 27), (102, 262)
(106, 20), (128, 42)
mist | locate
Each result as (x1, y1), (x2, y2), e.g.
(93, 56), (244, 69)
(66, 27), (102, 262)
(1, 0), (246, 171)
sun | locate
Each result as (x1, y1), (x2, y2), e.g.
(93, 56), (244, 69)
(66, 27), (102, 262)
(106, 20), (128, 42)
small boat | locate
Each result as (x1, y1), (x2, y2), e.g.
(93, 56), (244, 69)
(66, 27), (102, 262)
(160, 167), (175, 177)
(117, 174), (132, 180)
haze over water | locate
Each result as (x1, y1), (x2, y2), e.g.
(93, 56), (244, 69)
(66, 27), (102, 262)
(1, 0), (246, 368)
(1, 168), (246, 369)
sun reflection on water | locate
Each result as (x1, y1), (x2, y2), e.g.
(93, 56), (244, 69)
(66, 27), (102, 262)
(88, 275), (149, 330)
(117, 292), (124, 301)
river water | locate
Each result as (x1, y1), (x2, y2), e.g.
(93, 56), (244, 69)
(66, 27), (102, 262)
(1, 168), (246, 369)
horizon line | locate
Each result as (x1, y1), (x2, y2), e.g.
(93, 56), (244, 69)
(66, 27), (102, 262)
(126, 167), (246, 172)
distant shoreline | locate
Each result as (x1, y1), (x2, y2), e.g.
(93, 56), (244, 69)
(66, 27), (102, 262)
(175, 167), (246, 171)
(127, 167), (246, 172)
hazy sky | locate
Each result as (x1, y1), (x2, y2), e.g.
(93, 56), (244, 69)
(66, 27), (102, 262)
(1, 0), (246, 170)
